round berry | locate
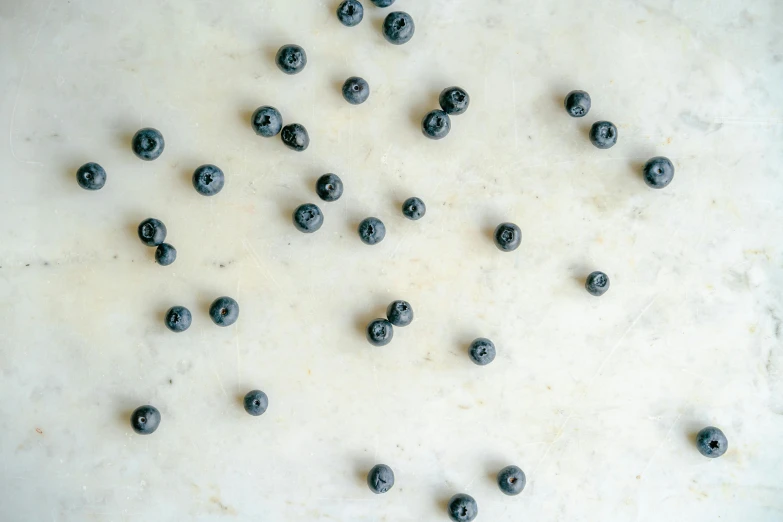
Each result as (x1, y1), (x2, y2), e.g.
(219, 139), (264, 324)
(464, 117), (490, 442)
(76, 162), (106, 190)
(130, 405), (161, 435)
(209, 296), (239, 327)
(155, 243), (177, 266)
(132, 128), (165, 161)
(275, 44), (307, 75)
(316, 174), (343, 202)
(243, 390), (269, 416)
(164, 305), (191, 333)
(251, 106), (283, 137)
(138, 218), (167, 247)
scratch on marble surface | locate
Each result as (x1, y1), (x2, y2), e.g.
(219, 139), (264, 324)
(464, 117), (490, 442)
(511, 79), (519, 150)
(235, 276), (242, 393)
(212, 367), (228, 399)
(589, 295), (659, 384)
(532, 413), (573, 474)
(242, 237), (279, 289)
(639, 413), (682, 479)
(8, 0), (53, 167)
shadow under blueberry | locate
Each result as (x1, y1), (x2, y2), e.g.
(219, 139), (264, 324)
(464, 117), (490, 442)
(578, 121), (592, 141)
(353, 298), (390, 339)
(628, 157), (650, 186)
(262, 44), (280, 65)
(682, 419), (705, 449)
(408, 90), (443, 131)
(239, 109), (255, 132)
(568, 263), (591, 289)
(353, 460), (374, 488)
(118, 130), (136, 153)
(435, 492), (453, 514)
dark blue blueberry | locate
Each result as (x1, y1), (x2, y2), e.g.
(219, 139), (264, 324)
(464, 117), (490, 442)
(469, 338), (496, 366)
(130, 405), (161, 435)
(422, 110), (451, 140)
(293, 203), (324, 233)
(589, 121), (617, 149)
(383, 11), (415, 45)
(497, 465), (526, 495)
(337, 0), (364, 27)
(358, 217), (386, 245)
(164, 305), (191, 333)
(696, 426), (728, 458)
(386, 300), (413, 327)
(494, 222), (521, 252)
(402, 197), (426, 220)
(439, 87), (470, 115)
(209, 296), (239, 327)
(275, 44), (307, 75)
(138, 218), (167, 247)
(155, 243), (177, 266)
(447, 493), (478, 522)
(643, 156), (674, 189)
(367, 318), (393, 346)
(132, 128), (165, 161)
(251, 106), (283, 137)
(281, 123), (309, 151)
(371, 0), (394, 6)
(243, 390), (269, 416)
(342, 76), (370, 105)
(76, 162), (106, 190)
(192, 164), (225, 196)
(585, 271), (609, 296)
(316, 174), (343, 202)
(564, 90), (591, 118)
(367, 464), (395, 494)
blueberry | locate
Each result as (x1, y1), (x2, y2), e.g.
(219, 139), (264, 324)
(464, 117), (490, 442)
(251, 106), (283, 137)
(243, 390), (269, 416)
(447, 493), (478, 522)
(367, 464), (395, 494)
(696, 426), (728, 458)
(402, 197), (426, 220)
(76, 162), (106, 190)
(469, 338), (496, 366)
(192, 164), (225, 196)
(155, 243), (177, 266)
(643, 156), (674, 189)
(585, 271), (610, 296)
(130, 405), (161, 435)
(209, 296), (239, 327)
(358, 217), (386, 245)
(342, 76), (370, 105)
(132, 128), (165, 161)
(383, 11), (415, 45)
(367, 318), (394, 346)
(564, 90), (591, 118)
(439, 86), (470, 116)
(281, 123), (310, 151)
(138, 218), (167, 247)
(497, 465), (526, 495)
(275, 44), (307, 75)
(494, 222), (521, 252)
(293, 203), (324, 233)
(386, 300), (413, 327)
(337, 0), (364, 27)
(421, 110), (451, 140)
(164, 305), (192, 333)
(316, 174), (343, 202)
(371, 0), (394, 6)
(589, 121), (618, 149)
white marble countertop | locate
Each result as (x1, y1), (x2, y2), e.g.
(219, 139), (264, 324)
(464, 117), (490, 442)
(1, 0), (782, 520)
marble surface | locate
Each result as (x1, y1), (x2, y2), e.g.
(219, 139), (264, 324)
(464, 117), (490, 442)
(1, 0), (782, 520)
